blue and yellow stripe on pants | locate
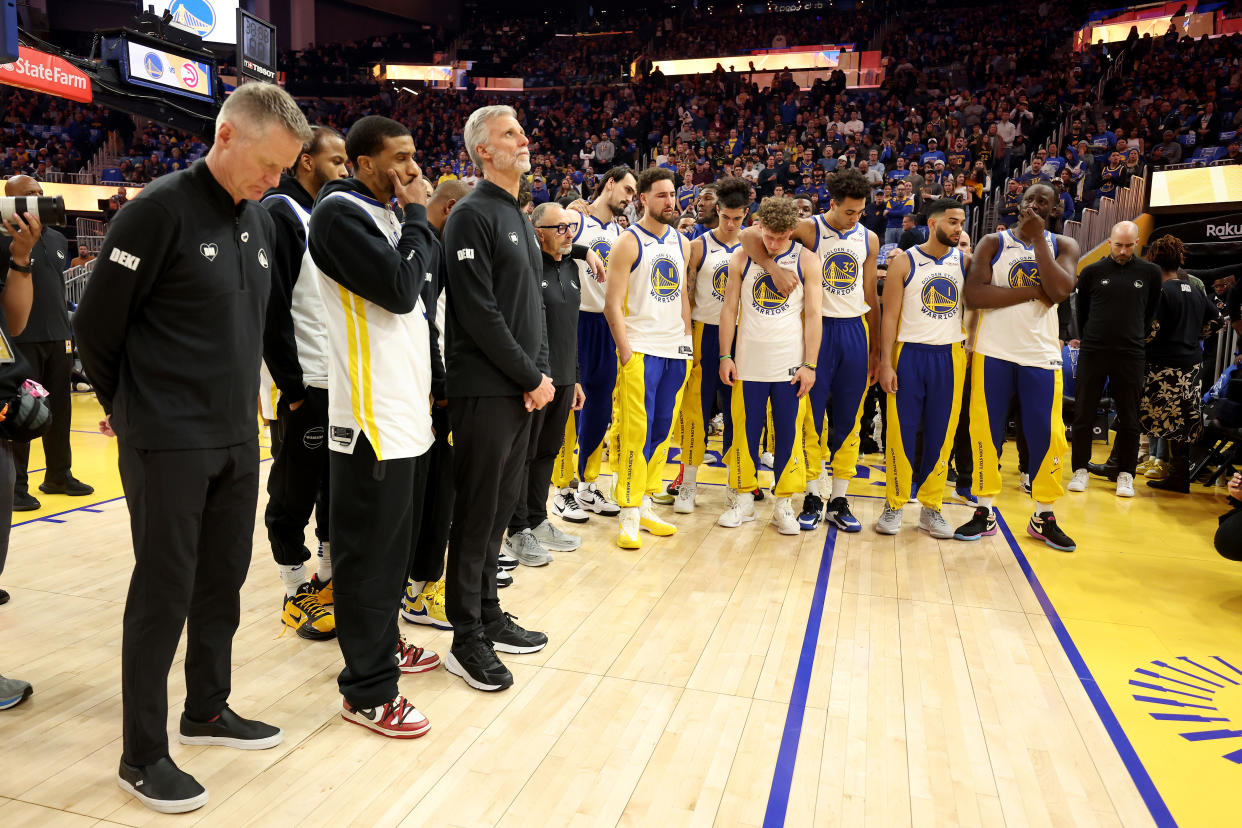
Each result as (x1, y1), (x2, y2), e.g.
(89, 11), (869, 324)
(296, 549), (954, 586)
(803, 315), (869, 480)
(677, 321), (732, 467)
(613, 353), (690, 508)
(727, 380), (808, 496)
(969, 355), (1067, 503)
(884, 342), (966, 510)
(554, 310), (617, 485)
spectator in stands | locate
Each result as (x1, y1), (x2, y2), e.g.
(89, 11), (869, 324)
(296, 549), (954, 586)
(70, 245), (94, 269)
(896, 214), (923, 250)
(883, 181), (914, 245)
(997, 178), (1023, 228)
(1223, 142), (1242, 165)
(1158, 130), (1183, 164)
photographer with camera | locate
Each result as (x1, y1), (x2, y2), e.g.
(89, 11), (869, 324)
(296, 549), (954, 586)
(1, 176), (94, 512)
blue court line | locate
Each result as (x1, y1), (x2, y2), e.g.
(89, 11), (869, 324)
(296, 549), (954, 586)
(762, 524), (839, 828)
(994, 510), (1177, 828)
(11, 495), (127, 527)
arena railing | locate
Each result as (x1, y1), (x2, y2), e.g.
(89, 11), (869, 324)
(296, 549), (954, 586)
(1060, 174), (1146, 255)
(64, 259), (95, 307)
(76, 218), (107, 255)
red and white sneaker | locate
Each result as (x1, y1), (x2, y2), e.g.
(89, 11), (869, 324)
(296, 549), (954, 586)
(341, 694), (430, 739)
(395, 636), (441, 674)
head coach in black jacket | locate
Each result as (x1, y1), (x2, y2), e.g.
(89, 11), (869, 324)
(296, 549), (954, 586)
(442, 105), (555, 693)
(75, 83), (312, 815)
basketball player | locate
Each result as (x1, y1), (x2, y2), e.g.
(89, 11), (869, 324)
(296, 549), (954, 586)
(689, 184), (719, 239)
(673, 177), (750, 514)
(551, 167), (636, 522)
(874, 199), (970, 538)
(717, 196), (821, 533)
(604, 167), (693, 548)
(261, 126), (349, 641)
(739, 168), (880, 533)
(954, 183), (1081, 552)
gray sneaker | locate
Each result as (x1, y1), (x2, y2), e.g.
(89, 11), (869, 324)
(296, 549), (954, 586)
(531, 519), (581, 552)
(0, 675), (33, 710)
(918, 507), (954, 539)
(875, 503), (903, 535)
(510, 529), (553, 567)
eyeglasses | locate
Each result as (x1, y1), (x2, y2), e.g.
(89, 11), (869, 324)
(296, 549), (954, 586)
(537, 223), (579, 235)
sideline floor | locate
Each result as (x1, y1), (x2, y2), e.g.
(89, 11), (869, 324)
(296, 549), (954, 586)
(0, 393), (1237, 827)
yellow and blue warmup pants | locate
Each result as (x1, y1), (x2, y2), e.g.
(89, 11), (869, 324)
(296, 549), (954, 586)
(554, 311), (616, 485)
(885, 342), (966, 510)
(614, 353), (690, 508)
(727, 380), (808, 496)
(677, 321), (732, 467)
(804, 315), (869, 481)
(969, 355), (1067, 503)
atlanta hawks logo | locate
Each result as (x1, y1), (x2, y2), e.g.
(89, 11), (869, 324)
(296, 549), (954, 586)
(590, 239), (612, 269)
(711, 263), (728, 301)
(920, 277), (959, 319)
(1008, 260), (1041, 289)
(822, 251), (859, 295)
(650, 255), (680, 302)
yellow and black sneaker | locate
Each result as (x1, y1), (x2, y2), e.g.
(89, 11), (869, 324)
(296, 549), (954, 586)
(400, 579), (452, 631)
(281, 583), (336, 641)
(310, 573), (333, 606)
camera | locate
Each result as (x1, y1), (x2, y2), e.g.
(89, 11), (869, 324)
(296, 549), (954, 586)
(0, 196), (67, 234)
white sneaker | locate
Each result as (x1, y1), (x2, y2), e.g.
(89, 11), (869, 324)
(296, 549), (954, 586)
(509, 529), (553, 566)
(1019, 472), (1032, 495)
(760, 451), (775, 469)
(552, 487), (589, 523)
(918, 506), (954, 539)
(531, 519), (581, 551)
(1067, 468), (1089, 493)
(875, 503), (903, 535)
(674, 482), (697, 514)
(618, 507), (641, 548)
(576, 482), (621, 516)
(1116, 472), (1135, 498)
(773, 497), (799, 534)
(718, 491), (756, 528)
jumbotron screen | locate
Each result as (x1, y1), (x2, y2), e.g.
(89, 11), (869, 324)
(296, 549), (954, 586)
(142, 0), (242, 44)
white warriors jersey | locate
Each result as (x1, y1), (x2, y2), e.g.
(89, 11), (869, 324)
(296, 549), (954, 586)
(974, 229), (1063, 369)
(898, 245), (967, 345)
(261, 193), (329, 388)
(572, 212), (621, 314)
(735, 241), (806, 383)
(691, 230), (739, 325)
(811, 215), (870, 318)
(311, 190), (433, 460)
(624, 223), (692, 360)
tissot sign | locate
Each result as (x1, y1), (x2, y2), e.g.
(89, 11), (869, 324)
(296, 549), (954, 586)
(0, 46), (93, 103)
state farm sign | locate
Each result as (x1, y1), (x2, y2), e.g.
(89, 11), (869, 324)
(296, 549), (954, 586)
(0, 47), (93, 103)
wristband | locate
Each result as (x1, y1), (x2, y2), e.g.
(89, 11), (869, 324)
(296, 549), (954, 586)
(7, 261), (32, 274)
(802, 362), (817, 370)
(718, 354), (732, 361)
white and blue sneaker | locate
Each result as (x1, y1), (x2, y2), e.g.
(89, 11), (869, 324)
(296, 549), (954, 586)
(953, 486), (978, 504)
(825, 496), (862, 532)
(797, 493), (823, 530)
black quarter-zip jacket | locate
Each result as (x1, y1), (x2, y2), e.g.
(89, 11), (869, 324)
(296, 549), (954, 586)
(75, 159), (277, 450)
(540, 245), (588, 386)
(261, 173), (315, 403)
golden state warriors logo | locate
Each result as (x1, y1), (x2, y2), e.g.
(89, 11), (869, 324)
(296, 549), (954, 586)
(751, 272), (789, 316)
(589, 239), (611, 269)
(650, 255), (680, 302)
(711, 263), (728, 301)
(1008, 260), (1041, 288)
(920, 277), (959, 320)
(143, 52), (165, 79)
(822, 251), (859, 295)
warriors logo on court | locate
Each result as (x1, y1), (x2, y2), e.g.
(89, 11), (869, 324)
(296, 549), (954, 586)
(751, 272), (789, 316)
(1129, 655), (1242, 765)
(822, 251), (859, 295)
(711, 263), (728, 301)
(650, 255), (680, 302)
(1008, 259), (1041, 288)
(590, 239), (612, 269)
(920, 277), (959, 319)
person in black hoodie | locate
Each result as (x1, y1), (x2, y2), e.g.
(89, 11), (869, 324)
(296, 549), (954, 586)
(75, 82), (311, 815)
(260, 126), (350, 641)
(443, 105), (554, 693)
(307, 116), (441, 738)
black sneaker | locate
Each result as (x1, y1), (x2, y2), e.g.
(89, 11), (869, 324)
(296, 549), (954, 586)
(0, 587), (9, 605)
(1027, 512), (1076, 552)
(825, 496), (862, 532)
(797, 493), (823, 530)
(446, 633), (514, 692)
(117, 756), (208, 814)
(485, 612), (548, 654)
(178, 706), (283, 750)
(752, 487), (765, 502)
(1086, 461), (1120, 481)
(946, 465), (958, 485)
(12, 492), (39, 512)
(39, 476), (94, 496)
(953, 506), (997, 541)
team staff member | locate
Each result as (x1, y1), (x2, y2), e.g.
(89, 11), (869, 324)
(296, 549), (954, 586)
(954, 183), (1081, 552)
(0, 203), (38, 711)
(874, 199), (970, 539)
(308, 116), (442, 738)
(76, 83), (310, 815)
(1066, 221), (1160, 498)
(717, 196), (821, 534)
(1, 175), (93, 511)
(261, 126), (349, 641)
(605, 167), (693, 549)
(443, 105), (553, 693)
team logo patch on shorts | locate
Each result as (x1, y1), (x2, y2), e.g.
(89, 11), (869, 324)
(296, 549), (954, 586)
(329, 426), (354, 446)
(303, 426), (325, 450)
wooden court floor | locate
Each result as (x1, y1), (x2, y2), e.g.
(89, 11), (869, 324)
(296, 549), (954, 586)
(0, 393), (1239, 827)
